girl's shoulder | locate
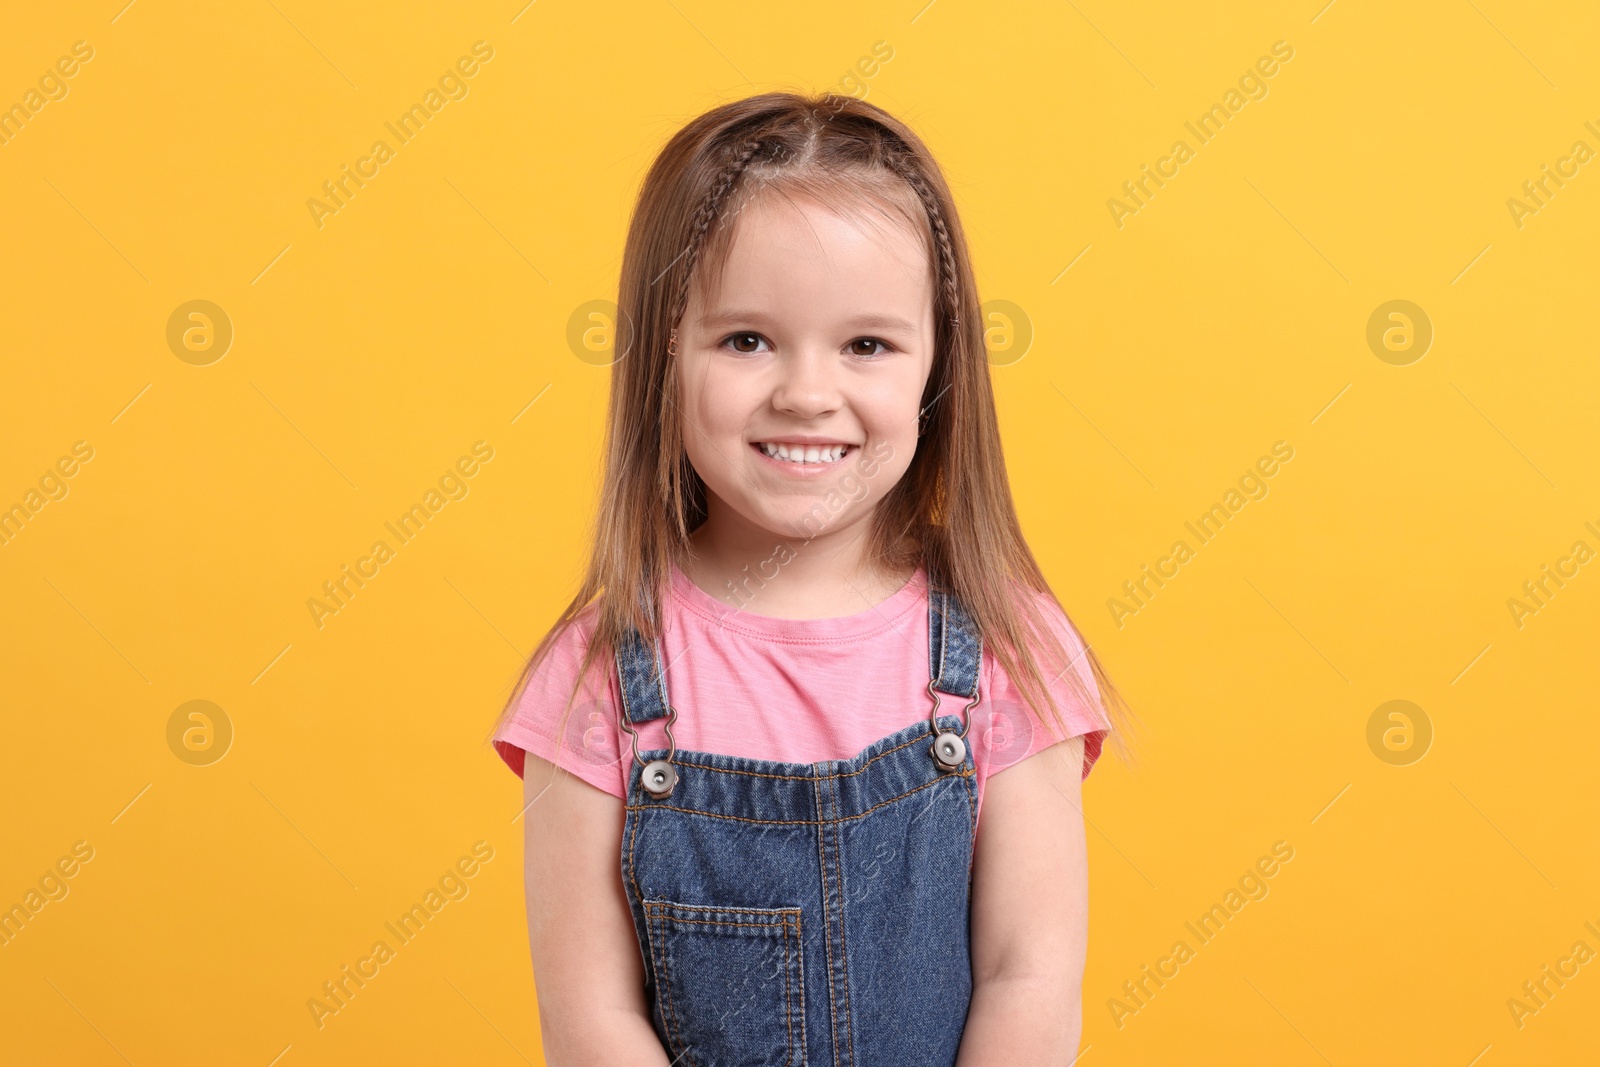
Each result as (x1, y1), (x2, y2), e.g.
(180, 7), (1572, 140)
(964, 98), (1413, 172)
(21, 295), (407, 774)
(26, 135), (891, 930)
(981, 581), (1111, 778)
(974, 577), (1093, 671)
(1022, 582), (1093, 663)
(517, 598), (611, 694)
(492, 596), (628, 792)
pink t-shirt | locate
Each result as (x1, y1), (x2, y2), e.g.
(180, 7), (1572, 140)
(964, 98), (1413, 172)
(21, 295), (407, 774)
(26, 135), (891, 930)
(492, 563), (1112, 829)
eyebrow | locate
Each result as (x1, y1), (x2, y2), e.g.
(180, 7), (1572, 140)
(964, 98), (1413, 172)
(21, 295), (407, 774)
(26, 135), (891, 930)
(698, 309), (921, 333)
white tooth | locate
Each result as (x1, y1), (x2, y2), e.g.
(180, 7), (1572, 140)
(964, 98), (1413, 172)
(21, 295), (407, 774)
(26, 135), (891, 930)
(805, 447), (820, 462)
(778, 445), (792, 460)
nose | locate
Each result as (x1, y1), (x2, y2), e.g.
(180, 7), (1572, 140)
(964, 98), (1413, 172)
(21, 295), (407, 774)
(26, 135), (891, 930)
(769, 346), (843, 420)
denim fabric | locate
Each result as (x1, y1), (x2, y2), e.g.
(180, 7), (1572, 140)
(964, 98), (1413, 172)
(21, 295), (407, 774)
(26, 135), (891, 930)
(615, 621), (672, 725)
(614, 583), (983, 1066)
(927, 586), (982, 700)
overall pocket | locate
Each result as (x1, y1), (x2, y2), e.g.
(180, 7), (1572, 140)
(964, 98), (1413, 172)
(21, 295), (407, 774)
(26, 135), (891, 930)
(644, 898), (806, 1067)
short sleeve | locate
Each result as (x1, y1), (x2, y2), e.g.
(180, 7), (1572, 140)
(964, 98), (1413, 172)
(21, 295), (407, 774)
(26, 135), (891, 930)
(491, 610), (630, 800)
(979, 590), (1112, 783)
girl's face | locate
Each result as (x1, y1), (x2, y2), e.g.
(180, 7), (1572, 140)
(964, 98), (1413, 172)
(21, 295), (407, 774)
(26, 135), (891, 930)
(675, 192), (935, 552)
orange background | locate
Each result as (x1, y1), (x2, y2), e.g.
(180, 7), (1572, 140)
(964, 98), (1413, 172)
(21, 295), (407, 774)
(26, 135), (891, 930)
(2, 0), (1597, 1062)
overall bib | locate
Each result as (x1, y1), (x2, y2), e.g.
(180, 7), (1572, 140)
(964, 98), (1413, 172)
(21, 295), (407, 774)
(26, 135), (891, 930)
(613, 584), (984, 1067)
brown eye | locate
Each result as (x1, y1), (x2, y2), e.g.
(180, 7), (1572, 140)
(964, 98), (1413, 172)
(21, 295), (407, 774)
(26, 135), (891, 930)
(726, 333), (764, 354)
(850, 338), (890, 358)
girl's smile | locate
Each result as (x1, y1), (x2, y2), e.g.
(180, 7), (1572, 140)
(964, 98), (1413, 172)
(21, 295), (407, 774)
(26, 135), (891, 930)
(750, 438), (858, 474)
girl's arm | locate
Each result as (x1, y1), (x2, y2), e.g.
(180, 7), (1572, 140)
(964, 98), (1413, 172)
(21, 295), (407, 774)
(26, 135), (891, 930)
(956, 734), (1091, 1065)
(520, 752), (672, 1067)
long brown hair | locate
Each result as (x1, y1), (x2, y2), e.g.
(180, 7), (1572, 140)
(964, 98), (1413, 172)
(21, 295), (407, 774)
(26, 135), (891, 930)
(488, 90), (1135, 777)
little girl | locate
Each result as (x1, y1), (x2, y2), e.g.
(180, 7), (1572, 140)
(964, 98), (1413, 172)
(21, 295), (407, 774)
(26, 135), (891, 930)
(489, 90), (1129, 1066)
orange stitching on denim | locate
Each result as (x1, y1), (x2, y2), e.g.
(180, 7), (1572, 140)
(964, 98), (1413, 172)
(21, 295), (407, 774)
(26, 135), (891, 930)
(962, 762), (976, 827)
(830, 765), (855, 1066)
(629, 807), (695, 1063)
(794, 912), (809, 1063)
(782, 913), (798, 1067)
(627, 803), (647, 953)
(649, 903), (696, 1066)
(813, 773), (840, 1067)
(645, 902), (798, 918)
(643, 912), (795, 930)
(626, 806), (642, 903)
(624, 806), (646, 1010)
(624, 766), (975, 826)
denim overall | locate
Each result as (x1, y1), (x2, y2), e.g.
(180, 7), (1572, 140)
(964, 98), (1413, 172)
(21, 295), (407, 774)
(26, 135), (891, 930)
(613, 583), (984, 1067)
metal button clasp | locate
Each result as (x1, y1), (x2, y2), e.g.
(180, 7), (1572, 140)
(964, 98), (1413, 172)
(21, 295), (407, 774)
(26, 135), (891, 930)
(619, 702), (679, 799)
(927, 678), (978, 772)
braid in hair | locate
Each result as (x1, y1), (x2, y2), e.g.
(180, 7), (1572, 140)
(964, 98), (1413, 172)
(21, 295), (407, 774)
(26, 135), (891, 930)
(666, 137), (767, 354)
(884, 153), (962, 330)
(883, 151), (964, 443)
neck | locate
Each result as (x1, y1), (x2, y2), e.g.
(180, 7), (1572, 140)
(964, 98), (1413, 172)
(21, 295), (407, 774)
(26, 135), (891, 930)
(681, 502), (914, 620)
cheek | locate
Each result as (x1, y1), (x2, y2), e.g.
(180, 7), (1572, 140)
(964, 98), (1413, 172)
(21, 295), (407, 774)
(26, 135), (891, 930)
(677, 362), (749, 476)
(681, 363), (744, 437)
(868, 440), (916, 489)
(858, 379), (924, 446)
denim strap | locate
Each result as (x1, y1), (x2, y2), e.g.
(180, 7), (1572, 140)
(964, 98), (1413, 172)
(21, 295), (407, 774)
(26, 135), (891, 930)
(615, 624), (673, 725)
(928, 584), (982, 698)
(613, 577), (984, 723)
